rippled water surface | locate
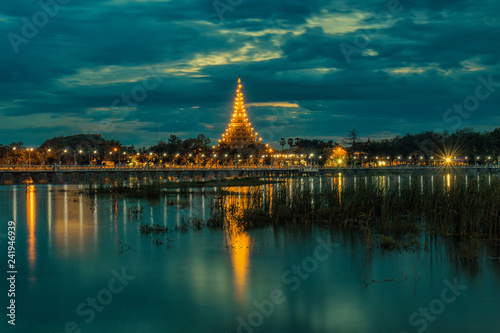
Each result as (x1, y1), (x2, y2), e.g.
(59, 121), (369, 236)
(1, 176), (500, 333)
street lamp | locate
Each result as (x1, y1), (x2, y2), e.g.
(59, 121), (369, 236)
(6, 146), (16, 165)
(89, 150), (96, 165)
(92, 150), (98, 165)
(77, 150), (82, 165)
(58, 149), (67, 165)
(27, 148), (33, 166)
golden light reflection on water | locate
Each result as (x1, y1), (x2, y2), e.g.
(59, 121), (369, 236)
(27, 185), (36, 284)
(227, 226), (251, 301)
(223, 186), (253, 301)
(48, 187), (98, 256)
(378, 175), (386, 192)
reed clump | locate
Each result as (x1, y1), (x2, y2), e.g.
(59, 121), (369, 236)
(86, 181), (164, 200)
(84, 178), (283, 200)
(210, 176), (500, 259)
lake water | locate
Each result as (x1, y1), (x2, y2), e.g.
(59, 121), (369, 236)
(1, 176), (500, 333)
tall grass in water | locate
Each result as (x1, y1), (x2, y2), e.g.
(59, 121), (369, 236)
(211, 176), (500, 259)
(85, 181), (164, 200)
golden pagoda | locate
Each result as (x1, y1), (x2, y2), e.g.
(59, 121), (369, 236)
(218, 76), (261, 149)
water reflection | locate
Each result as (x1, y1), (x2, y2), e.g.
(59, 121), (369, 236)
(27, 185), (36, 285)
(223, 186), (253, 301)
(1, 175), (500, 332)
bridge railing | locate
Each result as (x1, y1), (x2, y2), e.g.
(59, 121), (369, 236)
(0, 164), (498, 172)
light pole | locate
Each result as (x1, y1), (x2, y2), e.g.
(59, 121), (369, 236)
(45, 148), (51, 165)
(27, 148), (33, 166)
(6, 146), (16, 165)
(90, 151), (97, 165)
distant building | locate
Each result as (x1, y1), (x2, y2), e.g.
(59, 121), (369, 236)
(351, 139), (371, 158)
(218, 76), (262, 149)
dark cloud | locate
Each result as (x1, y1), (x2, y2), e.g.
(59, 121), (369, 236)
(0, 0), (499, 147)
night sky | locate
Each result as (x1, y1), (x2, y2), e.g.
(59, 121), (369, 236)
(1, 0), (499, 148)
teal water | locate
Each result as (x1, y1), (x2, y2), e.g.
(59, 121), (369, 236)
(0, 180), (499, 333)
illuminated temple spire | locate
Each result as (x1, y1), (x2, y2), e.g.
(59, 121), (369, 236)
(219, 76), (260, 149)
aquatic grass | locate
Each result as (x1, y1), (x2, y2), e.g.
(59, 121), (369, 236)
(83, 178), (284, 200)
(209, 175), (500, 260)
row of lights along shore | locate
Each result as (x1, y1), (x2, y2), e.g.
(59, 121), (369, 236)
(3, 146), (498, 167)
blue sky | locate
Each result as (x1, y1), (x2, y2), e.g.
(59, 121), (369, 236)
(1, 0), (499, 148)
